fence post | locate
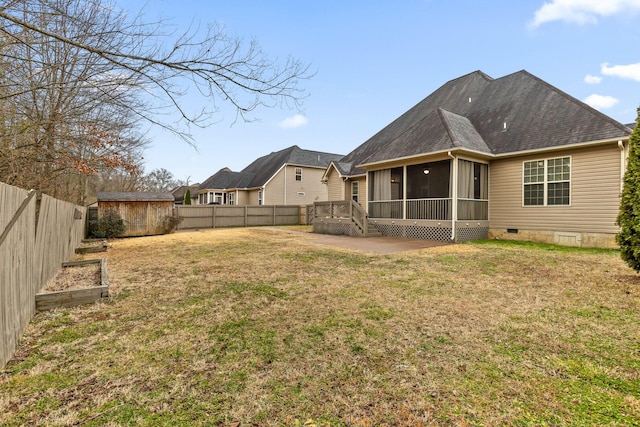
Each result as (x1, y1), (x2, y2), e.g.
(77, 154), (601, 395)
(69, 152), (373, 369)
(273, 205), (276, 226)
(212, 206), (216, 229)
(244, 205), (248, 227)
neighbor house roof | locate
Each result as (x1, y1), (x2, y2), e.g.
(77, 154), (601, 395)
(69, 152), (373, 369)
(339, 70), (631, 175)
(171, 184), (200, 203)
(199, 168), (254, 191)
(200, 145), (344, 190)
(97, 192), (174, 202)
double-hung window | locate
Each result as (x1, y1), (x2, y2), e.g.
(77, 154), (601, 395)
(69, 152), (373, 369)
(295, 167), (302, 181)
(523, 156), (570, 206)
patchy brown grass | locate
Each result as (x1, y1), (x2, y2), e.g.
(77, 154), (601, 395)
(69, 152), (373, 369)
(1, 227), (639, 426)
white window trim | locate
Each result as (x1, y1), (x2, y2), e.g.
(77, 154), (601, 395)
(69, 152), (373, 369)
(295, 167), (302, 182)
(522, 156), (571, 207)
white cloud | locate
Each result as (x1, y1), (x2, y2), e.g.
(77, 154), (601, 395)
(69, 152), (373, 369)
(583, 94), (619, 110)
(277, 114), (308, 129)
(584, 74), (602, 84)
(530, 0), (640, 27)
(601, 62), (640, 82)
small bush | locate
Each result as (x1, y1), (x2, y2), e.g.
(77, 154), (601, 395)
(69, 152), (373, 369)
(90, 210), (126, 238)
(161, 212), (182, 234)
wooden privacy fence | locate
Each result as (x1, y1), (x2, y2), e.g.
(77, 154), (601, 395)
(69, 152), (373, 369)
(1, 182), (86, 369)
(176, 205), (302, 229)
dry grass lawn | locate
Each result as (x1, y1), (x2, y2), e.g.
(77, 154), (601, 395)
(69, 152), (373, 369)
(1, 227), (639, 426)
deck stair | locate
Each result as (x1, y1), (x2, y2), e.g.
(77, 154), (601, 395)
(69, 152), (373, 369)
(313, 200), (382, 238)
(364, 222), (382, 237)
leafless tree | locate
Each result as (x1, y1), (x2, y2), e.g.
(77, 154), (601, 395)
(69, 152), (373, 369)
(141, 168), (181, 192)
(0, 0), (153, 202)
(0, 0), (311, 202)
(0, 0), (311, 135)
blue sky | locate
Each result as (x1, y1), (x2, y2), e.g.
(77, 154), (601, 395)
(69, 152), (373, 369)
(116, 0), (640, 184)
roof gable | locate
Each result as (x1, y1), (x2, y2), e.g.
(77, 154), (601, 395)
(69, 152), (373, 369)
(439, 109), (490, 153)
(200, 145), (345, 190)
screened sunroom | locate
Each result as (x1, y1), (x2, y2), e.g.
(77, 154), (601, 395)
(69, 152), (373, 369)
(367, 158), (488, 222)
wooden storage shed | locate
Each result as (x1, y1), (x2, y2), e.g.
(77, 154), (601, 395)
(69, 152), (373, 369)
(96, 192), (175, 237)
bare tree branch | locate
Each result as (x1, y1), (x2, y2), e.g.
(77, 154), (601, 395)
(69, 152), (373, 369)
(0, 0), (312, 131)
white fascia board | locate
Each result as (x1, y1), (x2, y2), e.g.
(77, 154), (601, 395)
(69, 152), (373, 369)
(321, 161), (340, 182)
(355, 136), (629, 169)
(263, 163), (287, 187)
(356, 148), (468, 169)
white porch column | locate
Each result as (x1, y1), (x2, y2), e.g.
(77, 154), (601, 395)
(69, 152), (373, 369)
(449, 152), (458, 241)
(402, 165), (407, 220)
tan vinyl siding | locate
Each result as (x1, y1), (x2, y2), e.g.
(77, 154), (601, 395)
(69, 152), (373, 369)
(489, 144), (622, 234)
(326, 168), (345, 201)
(265, 165), (328, 205)
(347, 177), (367, 206)
(265, 167), (286, 205)
(235, 190), (251, 206)
(244, 189), (260, 205)
(287, 165), (329, 204)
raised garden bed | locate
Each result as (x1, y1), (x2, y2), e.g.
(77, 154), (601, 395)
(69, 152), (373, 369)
(75, 239), (108, 254)
(36, 258), (109, 311)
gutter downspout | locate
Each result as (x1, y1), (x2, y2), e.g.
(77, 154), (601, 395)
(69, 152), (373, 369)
(619, 140), (626, 193)
(448, 151), (457, 242)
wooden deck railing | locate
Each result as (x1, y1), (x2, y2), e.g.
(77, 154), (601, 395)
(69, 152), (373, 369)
(314, 200), (369, 235)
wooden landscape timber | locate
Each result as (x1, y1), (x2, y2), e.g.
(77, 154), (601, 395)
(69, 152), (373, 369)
(35, 258), (109, 311)
(75, 239), (108, 254)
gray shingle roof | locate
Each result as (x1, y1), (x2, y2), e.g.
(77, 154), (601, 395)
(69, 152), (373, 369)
(171, 184), (200, 202)
(340, 70), (631, 174)
(200, 145), (344, 190)
(199, 168), (254, 191)
(331, 161), (354, 176)
(97, 192), (174, 202)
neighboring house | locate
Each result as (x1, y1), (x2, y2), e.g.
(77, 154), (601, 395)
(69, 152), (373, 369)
(320, 70), (632, 248)
(96, 192), (174, 237)
(197, 145), (344, 206)
(171, 184), (200, 205)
